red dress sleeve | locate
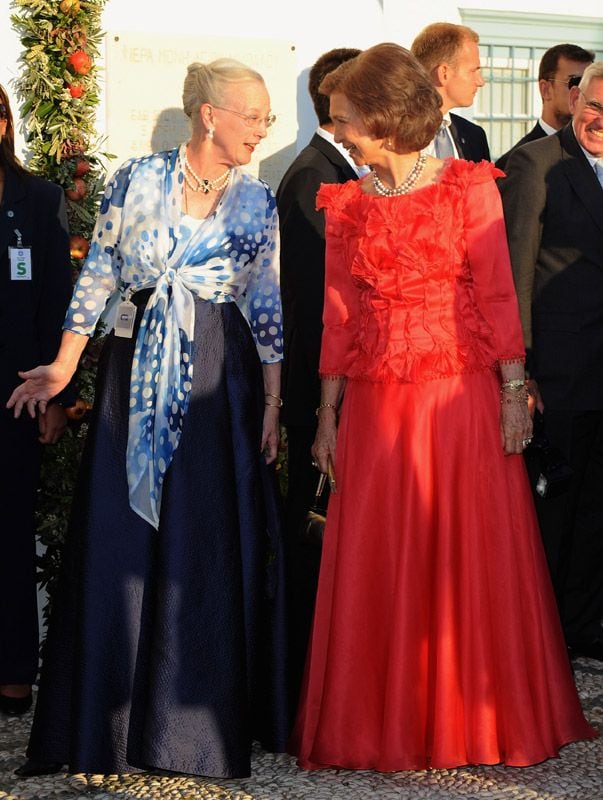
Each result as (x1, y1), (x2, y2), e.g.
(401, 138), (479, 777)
(316, 183), (361, 378)
(463, 164), (526, 365)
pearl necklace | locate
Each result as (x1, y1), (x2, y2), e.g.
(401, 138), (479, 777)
(372, 153), (427, 197)
(182, 150), (231, 194)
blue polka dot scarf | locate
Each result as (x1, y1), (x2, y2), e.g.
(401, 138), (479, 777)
(64, 145), (282, 528)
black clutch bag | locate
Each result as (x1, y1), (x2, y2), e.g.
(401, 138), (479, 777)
(526, 411), (574, 499)
(299, 472), (329, 547)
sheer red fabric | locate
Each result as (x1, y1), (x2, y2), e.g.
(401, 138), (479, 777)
(289, 160), (596, 771)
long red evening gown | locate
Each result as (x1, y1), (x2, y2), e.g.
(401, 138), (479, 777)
(289, 160), (596, 771)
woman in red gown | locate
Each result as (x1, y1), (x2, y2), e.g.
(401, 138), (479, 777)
(289, 43), (596, 772)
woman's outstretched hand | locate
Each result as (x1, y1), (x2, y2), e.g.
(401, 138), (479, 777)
(6, 362), (73, 418)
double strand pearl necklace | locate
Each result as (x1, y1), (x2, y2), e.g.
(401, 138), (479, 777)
(182, 150), (231, 194)
(372, 153), (427, 197)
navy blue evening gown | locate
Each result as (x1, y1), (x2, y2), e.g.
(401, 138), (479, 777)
(26, 293), (288, 777)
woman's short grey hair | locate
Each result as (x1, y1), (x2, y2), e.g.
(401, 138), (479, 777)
(182, 58), (265, 125)
(578, 60), (603, 94)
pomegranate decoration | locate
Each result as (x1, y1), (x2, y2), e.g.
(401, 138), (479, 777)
(68, 50), (92, 76)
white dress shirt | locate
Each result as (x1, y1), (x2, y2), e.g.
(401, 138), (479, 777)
(316, 127), (370, 177)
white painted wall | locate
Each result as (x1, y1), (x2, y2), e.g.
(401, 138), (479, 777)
(1, 0), (601, 160)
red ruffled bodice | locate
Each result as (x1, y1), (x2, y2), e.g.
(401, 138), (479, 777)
(317, 159), (525, 383)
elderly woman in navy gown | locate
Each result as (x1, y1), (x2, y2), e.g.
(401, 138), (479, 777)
(8, 58), (287, 778)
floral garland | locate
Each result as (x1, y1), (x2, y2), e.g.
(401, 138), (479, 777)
(10, 0), (108, 625)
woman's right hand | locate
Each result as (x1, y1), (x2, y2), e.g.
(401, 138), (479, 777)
(6, 362), (74, 418)
(311, 408), (338, 478)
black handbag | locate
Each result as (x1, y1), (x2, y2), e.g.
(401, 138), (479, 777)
(526, 411), (574, 498)
(299, 472), (329, 547)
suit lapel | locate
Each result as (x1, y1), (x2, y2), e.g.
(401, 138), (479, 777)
(528, 122), (546, 142)
(0, 167), (27, 256)
(448, 116), (468, 159)
(310, 133), (358, 181)
(560, 125), (603, 236)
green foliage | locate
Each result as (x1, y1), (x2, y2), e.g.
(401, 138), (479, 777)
(10, 0), (109, 621)
(11, 0), (110, 235)
(35, 335), (103, 628)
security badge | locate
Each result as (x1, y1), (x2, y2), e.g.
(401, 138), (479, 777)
(9, 229), (32, 280)
(114, 297), (136, 338)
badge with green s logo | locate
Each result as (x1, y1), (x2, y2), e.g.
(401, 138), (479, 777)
(9, 246), (32, 280)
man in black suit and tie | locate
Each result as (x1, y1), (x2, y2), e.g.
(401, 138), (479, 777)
(411, 22), (490, 162)
(499, 61), (603, 661)
(277, 47), (362, 710)
(496, 43), (594, 170)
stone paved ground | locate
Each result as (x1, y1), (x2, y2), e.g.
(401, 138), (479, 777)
(1, 657), (601, 800)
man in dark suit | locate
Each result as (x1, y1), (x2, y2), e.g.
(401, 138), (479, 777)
(277, 47), (361, 710)
(0, 86), (73, 714)
(411, 22), (490, 162)
(496, 43), (594, 170)
(499, 61), (603, 660)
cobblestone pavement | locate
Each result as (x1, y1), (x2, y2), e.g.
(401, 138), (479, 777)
(1, 657), (601, 800)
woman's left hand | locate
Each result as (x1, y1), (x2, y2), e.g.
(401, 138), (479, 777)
(261, 404), (280, 464)
(500, 399), (533, 455)
(38, 404), (68, 444)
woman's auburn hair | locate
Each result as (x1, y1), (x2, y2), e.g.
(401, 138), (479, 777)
(319, 42), (443, 153)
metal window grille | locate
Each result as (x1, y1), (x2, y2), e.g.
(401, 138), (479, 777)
(475, 44), (546, 160)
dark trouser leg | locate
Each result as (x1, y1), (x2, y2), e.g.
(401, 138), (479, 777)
(284, 424), (324, 716)
(562, 413), (603, 643)
(0, 418), (41, 685)
(527, 409), (603, 645)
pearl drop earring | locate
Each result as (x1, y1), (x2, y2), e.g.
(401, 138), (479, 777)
(207, 127), (214, 140)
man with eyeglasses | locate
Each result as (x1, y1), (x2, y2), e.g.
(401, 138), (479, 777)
(496, 43), (594, 170)
(499, 61), (603, 663)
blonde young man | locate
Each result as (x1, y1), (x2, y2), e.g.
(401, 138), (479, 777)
(411, 22), (490, 162)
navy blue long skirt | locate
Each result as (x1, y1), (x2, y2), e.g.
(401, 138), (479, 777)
(26, 293), (289, 777)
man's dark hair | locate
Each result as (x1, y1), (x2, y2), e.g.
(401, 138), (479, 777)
(538, 43), (595, 81)
(308, 47), (361, 126)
